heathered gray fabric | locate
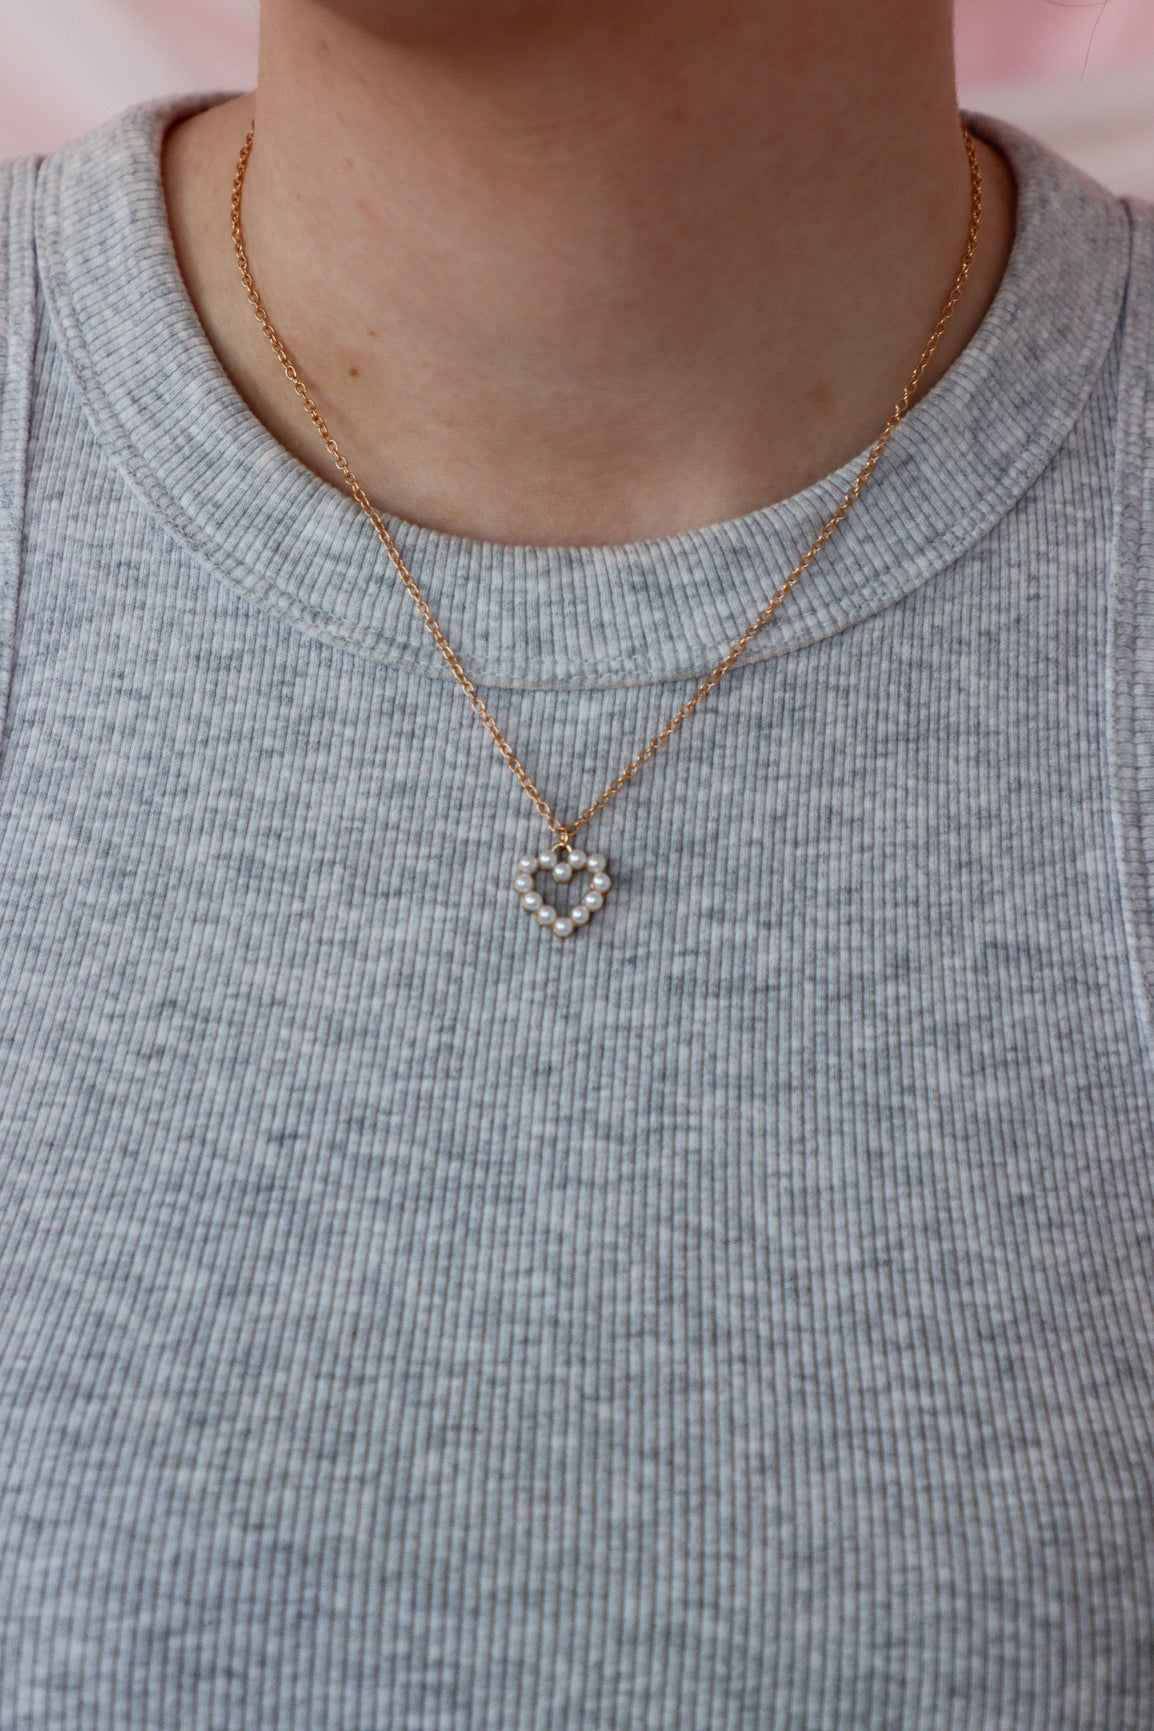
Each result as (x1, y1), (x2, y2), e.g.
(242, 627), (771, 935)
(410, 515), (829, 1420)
(1, 93), (1153, 1729)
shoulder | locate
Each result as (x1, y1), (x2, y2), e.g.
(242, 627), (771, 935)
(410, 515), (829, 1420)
(1094, 185), (1154, 1075)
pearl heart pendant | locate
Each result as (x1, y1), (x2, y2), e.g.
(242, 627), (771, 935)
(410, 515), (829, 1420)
(512, 847), (612, 938)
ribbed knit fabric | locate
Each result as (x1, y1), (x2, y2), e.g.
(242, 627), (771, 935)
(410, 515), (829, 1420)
(1, 95), (1154, 1729)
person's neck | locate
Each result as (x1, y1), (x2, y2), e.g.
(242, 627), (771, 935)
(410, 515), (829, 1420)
(163, 0), (1015, 546)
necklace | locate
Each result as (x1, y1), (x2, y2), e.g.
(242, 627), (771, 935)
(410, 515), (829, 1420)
(231, 123), (983, 940)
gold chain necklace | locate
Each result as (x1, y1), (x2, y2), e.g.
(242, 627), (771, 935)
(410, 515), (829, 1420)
(231, 122), (982, 939)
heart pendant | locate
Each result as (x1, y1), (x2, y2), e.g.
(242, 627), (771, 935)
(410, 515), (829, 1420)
(512, 846), (612, 938)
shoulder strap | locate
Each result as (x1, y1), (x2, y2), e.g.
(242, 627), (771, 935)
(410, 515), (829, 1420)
(1108, 193), (1154, 1072)
(0, 156), (40, 774)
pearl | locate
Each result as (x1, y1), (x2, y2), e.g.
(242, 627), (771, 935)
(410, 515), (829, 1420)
(514, 873), (536, 894)
(585, 853), (607, 873)
(566, 849), (587, 869)
(521, 891), (543, 912)
(570, 905), (591, 926)
(518, 855), (540, 875)
(552, 862), (573, 883)
(583, 890), (604, 911)
(536, 904), (557, 926)
(590, 872), (611, 893)
(552, 917), (575, 937)
(538, 851), (557, 870)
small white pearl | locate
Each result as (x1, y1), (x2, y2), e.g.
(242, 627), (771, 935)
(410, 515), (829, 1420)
(552, 917), (575, 937)
(521, 891), (543, 912)
(583, 890), (604, 911)
(552, 862), (573, 883)
(590, 872), (611, 893)
(536, 904), (557, 925)
(514, 873), (536, 894)
(538, 851), (557, 870)
(570, 904), (591, 926)
(518, 855), (540, 875)
(585, 853), (607, 873)
(566, 849), (587, 869)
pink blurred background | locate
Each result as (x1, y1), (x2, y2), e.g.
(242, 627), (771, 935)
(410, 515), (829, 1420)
(2, 0), (1154, 192)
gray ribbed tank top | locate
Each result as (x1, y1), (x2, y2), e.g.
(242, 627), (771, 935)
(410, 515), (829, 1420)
(1, 96), (1153, 1729)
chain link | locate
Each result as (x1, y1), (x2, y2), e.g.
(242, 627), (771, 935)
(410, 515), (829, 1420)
(231, 124), (982, 849)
